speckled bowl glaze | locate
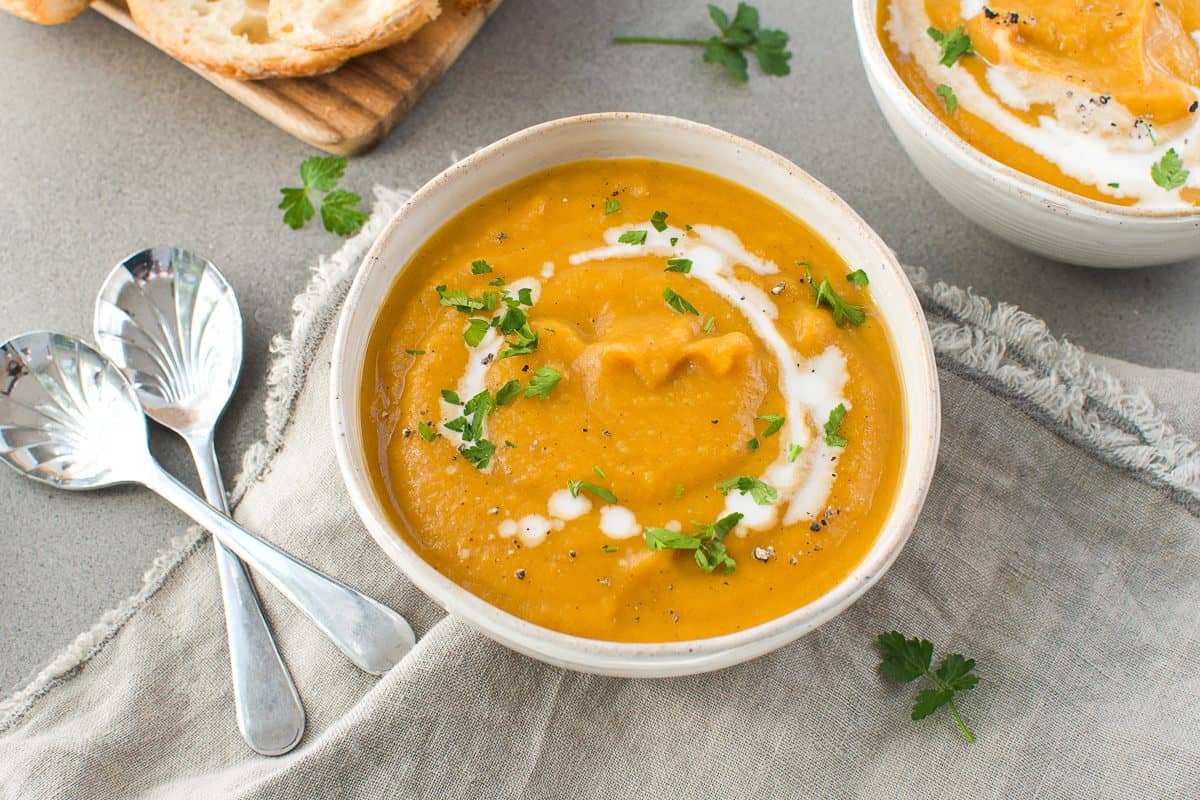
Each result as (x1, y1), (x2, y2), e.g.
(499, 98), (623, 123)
(330, 113), (941, 677)
(854, 0), (1200, 268)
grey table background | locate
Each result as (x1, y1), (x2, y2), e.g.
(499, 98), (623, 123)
(0, 0), (1196, 695)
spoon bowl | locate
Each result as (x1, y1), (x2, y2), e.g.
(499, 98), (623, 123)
(0, 332), (149, 490)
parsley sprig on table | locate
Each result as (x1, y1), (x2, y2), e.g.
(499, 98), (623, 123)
(645, 512), (743, 573)
(279, 156), (368, 236)
(613, 3), (792, 84)
(877, 631), (979, 743)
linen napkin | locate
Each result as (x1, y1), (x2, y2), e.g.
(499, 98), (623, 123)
(0, 188), (1197, 799)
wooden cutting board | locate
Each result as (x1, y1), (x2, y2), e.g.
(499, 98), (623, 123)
(92, 0), (502, 155)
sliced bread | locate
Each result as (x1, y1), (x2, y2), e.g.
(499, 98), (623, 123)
(126, 0), (352, 79)
(266, 0), (439, 53)
(2, 0), (93, 24)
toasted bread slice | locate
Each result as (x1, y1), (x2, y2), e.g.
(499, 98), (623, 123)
(2, 0), (92, 24)
(127, 0), (353, 79)
(267, 0), (439, 53)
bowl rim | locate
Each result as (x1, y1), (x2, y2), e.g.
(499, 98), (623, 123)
(330, 112), (942, 676)
(851, 0), (1200, 222)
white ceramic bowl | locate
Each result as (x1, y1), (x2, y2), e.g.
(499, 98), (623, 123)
(853, 0), (1200, 268)
(330, 113), (941, 677)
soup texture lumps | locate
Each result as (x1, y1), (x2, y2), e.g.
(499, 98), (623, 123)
(880, 0), (1200, 208)
(362, 160), (904, 643)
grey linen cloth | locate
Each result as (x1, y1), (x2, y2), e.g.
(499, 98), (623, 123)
(0, 193), (1197, 798)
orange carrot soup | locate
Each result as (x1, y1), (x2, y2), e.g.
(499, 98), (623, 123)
(361, 159), (904, 642)
(880, 0), (1200, 207)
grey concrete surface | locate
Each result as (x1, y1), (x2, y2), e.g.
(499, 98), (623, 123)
(0, 0), (1197, 694)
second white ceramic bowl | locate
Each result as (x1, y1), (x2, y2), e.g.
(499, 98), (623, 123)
(330, 113), (941, 677)
(853, 0), (1200, 268)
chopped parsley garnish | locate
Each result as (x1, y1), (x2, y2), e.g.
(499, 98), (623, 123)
(702, 316), (716, 333)
(436, 285), (486, 312)
(1107, 182), (1120, 189)
(935, 83), (958, 113)
(417, 421), (437, 442)
(926, 25), (974, 67)
(464, 318), (490, 347)
(489, 276), (507, 286)
(517, 287), (534, 306)
(619, 229), (648, 245)
(787, 443), (803, 463)
(525, 367), (561, 399)
(593, 466), (607, 479)
(670, 237), (679, 246)
(568, 479), (618, 504)
(824, 403), (848, 447)
(278, 156), (367, 236)
(805, 265), (866, 327)
(846, 269), (870, 287)
(665, 258), (693, 273)
(613, 3), (791, 84)
(604, 197), (621, 215)
(644, 512), (743, 574)
(715, 475), (778, 505)
(673, 482), (685, 499)
(471, 259), (493, 274)
(441, 389), (462, 405)
(504, 440), (518, 448)
(757, 414), (785, 437)
(460, 439), (496, 470)
(405, 349), (425, 355)
(495, 380), (522, 405)
(601, 544), (619, 553)
(663, 287), (699, 315)
(1152, 148), (1189, 191)
(650, 210), (669, 232)
(877, 631), (979, 743)
(747, 437), (760, 451)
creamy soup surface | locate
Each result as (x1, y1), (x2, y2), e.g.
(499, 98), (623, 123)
(362, 159), (904, 642)
(881, 0), (1200, 208)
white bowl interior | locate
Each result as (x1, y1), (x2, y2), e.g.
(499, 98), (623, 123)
(331, 113), (941, 677)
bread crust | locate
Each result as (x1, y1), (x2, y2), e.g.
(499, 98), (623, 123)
(2, 0), (92, 24)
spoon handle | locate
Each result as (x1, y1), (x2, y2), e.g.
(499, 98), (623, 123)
(186, 433), (305, 756)
(143, 462), (415, 675)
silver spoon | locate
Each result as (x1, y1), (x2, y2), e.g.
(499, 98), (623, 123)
(0, 331), (416, 679)
(93, 247), (304, 756)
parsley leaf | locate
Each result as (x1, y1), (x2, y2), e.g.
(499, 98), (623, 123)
(846, 269), (870, 287)
(602, 544), (619, 553)
(525, 367), (561, 399)
(495, 380), (522, 405)
(417, 421), (437, 442)
(471, 259), (493, 274)
(279, 188), (315, 230)
(757, 414), (785, 437)
(665, 258), (693, 273)
(460, 439), (496, 470)
(935, 83), (958, 113)
(436, 285), (486, 312)
(1152, 148), (1190, 191)
(613, 2), (791, 84)
(702, 316), (716, 333)
(441, 389), (462, 405)
(877, 631), (979, 743)
(651, 210), (669, 232)
(715, 475), (778, 505)
(567, 479), (618, 504)
(320, 190), (369, 236)
(405, 348), (426, 356)
(787, 443), (804, 463)
(663, 287), (700, 315)
(824, 403), (848, 447)
(927, 25), (974, 67)
(645, 511), (742, 573)
(807, 266), (866, 327)
(619, 229), (648, 245)
(604, 197), (621, 215)
(463, 318), (490, 347)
